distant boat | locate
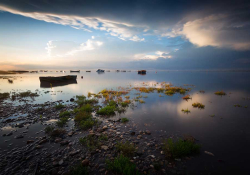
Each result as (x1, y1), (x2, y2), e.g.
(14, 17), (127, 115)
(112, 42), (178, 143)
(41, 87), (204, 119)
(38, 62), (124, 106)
(138, 70), (146, 74)
(106, 70), (110, 72)
(86, 71), (91, 72)
(96, 69), (105, 72)
(44, 70), (48, 72)
(70, 70), (80, 73)
(121, 70), (126, 72)
(39, 75), (77, 82)
(30, 71), (38, 73)
(116, 70), (120, 72)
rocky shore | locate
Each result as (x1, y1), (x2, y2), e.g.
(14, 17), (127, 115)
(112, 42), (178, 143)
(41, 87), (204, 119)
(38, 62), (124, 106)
(0, 98), (197, 175)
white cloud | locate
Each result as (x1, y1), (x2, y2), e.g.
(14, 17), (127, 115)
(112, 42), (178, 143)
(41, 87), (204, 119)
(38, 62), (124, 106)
(0, 5), (146, 42)
(162, 14), (250, 50)
(134, 51), (172, 60)
(129, 35), (145, 42)
(45, 39), (103, 57)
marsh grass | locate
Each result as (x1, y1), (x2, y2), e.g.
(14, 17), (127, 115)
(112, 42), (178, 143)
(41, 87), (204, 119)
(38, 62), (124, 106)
(181, 108), (190, 114)
(70, 163), (89, 175)
(182, 95), (192, 100)
(115, 141), (136, 157)
(121, 118), (129, 123)
(55, 103), (65, 110)
(165, 90), (175, 96)
(162, 138), (200, 159)
(215, 91), (226, 96)
(192, 102), (205, 109)
(0, 92), (10, 100)
(45, 126), (66, 137)
(56, 117), (69, 127)
(106, 155), (140, 175)
(139, 99), (145, 103)
(59, 111), (71, 117)
(79, 118), (98, 130)
(79, 135), (101, 150)
(19, 91), (39, 98)
(98, 134), (108, 141)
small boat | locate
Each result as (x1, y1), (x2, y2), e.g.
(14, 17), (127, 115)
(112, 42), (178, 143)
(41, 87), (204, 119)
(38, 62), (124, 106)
(138, 70), (146, 74)
(86, 71), (91, 72)
(40, 79), (77, 88)
(39, 75), (77, 82)
(30, 71), (38, 73)
(70, 70), (80, 73)
(121, 70), (126, 72)
(116, 70), (120, 72)
(96, 69), (105, 73)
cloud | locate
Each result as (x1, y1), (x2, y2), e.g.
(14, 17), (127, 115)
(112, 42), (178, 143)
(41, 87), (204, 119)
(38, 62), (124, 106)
(45, 39), (103, 57)
(162, 13), (250, 50)
(0, 5), (146, 42)
(129, 35), (145, 42)
(134, 51), (172, 60)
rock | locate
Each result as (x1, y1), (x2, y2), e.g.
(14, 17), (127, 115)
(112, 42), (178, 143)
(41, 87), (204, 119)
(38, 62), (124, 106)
(35, 145), (43, 149)
(145, 130), (151, 135)
(130, 131), (135, 136)
(6, 132), (13, 136)
(27, 140), (34, 144)
(204, 151), (215, 156)
(55, 138), (62, 143)
(15, 135), (24, 139)
(137, 135), (142, 139)
(39, 139), (47, 144)
(101, 145), (109, 150)
(59, 159), (64, 165)
(81, 159), (89, 166)
(60, 140), (69, 146)
(68, 131), (74, 137)
(70, 98), (74, 102)
(103, 126), (108, 130)
(160, 151), (164, 155)
(69, 150), (80, 156)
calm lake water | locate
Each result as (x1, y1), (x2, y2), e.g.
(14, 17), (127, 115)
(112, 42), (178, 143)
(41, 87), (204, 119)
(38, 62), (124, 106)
(1, 70), (250, 174)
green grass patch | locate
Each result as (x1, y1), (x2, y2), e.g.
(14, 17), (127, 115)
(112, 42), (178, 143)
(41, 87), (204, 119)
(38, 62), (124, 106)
(55, 103), (65, 110)
(215, 91), (226, 96)
(0, 92), (10, 100)
(115, 141), (136, 157)
(162, 138), (200, 159)
(56, 117), (69, 127)
(79, 135), (101, 150)
(97, 105), (116, 116)
(181, 108), (190, 114)
(121, 118), (129, 123)
(192, 102), (205, 109)
(79, 118), (98, 130)
(99, 134), (108, 141)
(59, 111), (71, 117)
(44, 126), (66, 137)
(106, 155), (140, 175)
(70, 163), (89, 175)
(165, 90), (175, 96)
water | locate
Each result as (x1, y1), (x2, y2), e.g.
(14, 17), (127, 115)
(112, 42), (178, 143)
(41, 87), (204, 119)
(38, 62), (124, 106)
(1, 70), (250, 174)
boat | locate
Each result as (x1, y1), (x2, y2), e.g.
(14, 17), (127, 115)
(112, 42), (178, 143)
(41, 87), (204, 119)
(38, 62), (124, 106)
(96, 69), (105, 73)
(39, 75), (77, 82)
(30, 71), (38, 73)
(40, 79), (77, 88)
(121, 70), (126, 72)
(86, 71), (91, 72)
(116, 70), (120, 72)
(138, 70), (146, 74)
(70, 70), (80, 73)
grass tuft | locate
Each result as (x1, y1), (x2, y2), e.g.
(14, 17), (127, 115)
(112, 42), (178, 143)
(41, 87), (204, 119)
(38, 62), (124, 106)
(215, 91), (226, 96)
(192, 102), (205, 109)
(106, 155), (140, 175)
(115, 141), (136, 157)
(121, 118), (129, 123)
(162, 138), (201, 159)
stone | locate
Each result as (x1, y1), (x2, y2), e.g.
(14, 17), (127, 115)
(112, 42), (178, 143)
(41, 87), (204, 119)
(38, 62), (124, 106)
(27, 140), (34, 144)
(15, 135), (24, 139)
(68, 131), (74, 137)
(70, 98), (74, 102)
(145, 130), (151, 135)
(81, 159), (89, 166)
(60, 140), (69, 146)
(101, 145), (109, 150)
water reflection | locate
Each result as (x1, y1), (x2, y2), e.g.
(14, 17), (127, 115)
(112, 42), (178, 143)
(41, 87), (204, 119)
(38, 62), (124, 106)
(40, 79), (77, 88)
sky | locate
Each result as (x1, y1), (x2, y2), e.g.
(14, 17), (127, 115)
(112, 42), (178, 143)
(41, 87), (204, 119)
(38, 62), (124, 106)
(0, 0), (250, 70)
